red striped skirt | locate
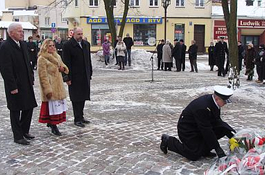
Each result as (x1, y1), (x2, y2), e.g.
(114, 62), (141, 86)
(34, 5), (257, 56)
(39, 102), (66, 125)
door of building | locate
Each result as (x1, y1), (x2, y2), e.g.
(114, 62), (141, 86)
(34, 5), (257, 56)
(194, 25), (205, 53)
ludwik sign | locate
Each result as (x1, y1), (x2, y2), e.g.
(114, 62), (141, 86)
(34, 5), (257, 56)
(238, 19), (265, 28)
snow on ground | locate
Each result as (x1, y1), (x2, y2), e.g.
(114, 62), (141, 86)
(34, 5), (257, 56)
(92, 49), (265, 106)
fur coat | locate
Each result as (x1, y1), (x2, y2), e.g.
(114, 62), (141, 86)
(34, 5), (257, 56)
(38, 52), (69, 102)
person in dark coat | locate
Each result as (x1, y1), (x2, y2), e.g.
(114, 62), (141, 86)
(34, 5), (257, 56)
(172, 39), (181, 72)
(179, 39), (187, 71)
(208, 42), (216, 71)
(215, 36), (229, 77)
(160, 86), (235, 161)
(188, 40), (198, 72)
(123, 33), (134, 66)
(256, 44), (265, 83)
(27, 36), (37, 70)
(0, 23), (37, 145)
(244, 43), (256, 81)
(238, 41), (245, 73)
(55, 37), (63, 58)
(62, 27), (93, 128)
(156, 39), (165, 70)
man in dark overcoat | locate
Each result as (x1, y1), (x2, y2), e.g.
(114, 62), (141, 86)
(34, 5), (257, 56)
(179, 39), (187, 71)
(0, 23), (37, 145)
(215, 36), (229, 77)
(27, 36), (37, 70)
(123, 33), (134, 66)
(55, 37), (63, 58)
(160, 86), (235, 161)
(172, 39), (181, 72)
(156, 39), (165, 70)
(62, 27), (93, 128)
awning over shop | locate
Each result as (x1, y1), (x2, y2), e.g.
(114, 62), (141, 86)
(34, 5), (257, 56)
(0, 21), (37, 30)
(240, 28), (265, 35)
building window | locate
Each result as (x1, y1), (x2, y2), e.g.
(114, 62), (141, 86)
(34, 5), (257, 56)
(14, 18), (19, 22)
(195, 0), (204, 7)
(176, 0), (184, 7)
(89, 0), (99, 6)
(91, 24), (110, 46)
(258, 0), (261, 6)
(246, 0), (254, 6)
(174, 24), (185, 41)
(133, 24), (156, 46)
(45, 17), (50, 26)
(150, 0), (158, 6)
(130, 0), (140, 7)
(75, 0), (78, 7)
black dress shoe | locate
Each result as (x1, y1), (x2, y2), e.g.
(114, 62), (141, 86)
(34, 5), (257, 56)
(82, 119), (90, 124)
(24, 133), (35, 140)
(160, 134), (169, 154)
(14, 138), (30, 145)
(74, 121), (85, 128)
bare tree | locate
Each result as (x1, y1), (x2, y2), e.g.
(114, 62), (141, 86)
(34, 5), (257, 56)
(103, 0), (129, 47)
(221, 0), (238, 72)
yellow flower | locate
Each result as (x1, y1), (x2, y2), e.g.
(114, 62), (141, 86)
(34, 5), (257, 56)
(229, 138), (239, 152)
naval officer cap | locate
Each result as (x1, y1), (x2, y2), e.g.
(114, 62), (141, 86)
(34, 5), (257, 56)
(214, 85), (233, 103)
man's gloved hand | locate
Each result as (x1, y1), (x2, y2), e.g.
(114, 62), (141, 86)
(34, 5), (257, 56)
(215, 147), (226, 158)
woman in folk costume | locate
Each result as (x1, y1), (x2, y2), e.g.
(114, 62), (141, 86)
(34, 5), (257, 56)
(37, 39), (69, 136)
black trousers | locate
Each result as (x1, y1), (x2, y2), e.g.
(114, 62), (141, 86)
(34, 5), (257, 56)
(181, 58), (185, 71)
(175, 58), (181, 71)
(10, 109), (33, 140)
(217, 59), (225, 76)
(72, 101), (85, 122)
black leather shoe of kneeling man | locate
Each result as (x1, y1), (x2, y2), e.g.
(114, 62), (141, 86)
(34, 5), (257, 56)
(24, 133), (35, 140)
(160, 134), (169, 154)
(14, 138), (30, 145)
(82, 119), (90, 124)
(74, 121), (85, 127)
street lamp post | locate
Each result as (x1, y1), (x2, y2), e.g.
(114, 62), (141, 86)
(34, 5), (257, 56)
(162, 0), (171, 41)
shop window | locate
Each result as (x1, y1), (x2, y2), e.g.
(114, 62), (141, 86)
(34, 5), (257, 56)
(45, 17), (50, 26)
(195, 0), (204, 7)
(174, 24), (185, 41)
(133, 24), (156, 46)
(150, 0), (158, 7)
(91, 24), (110, 46)
(89, 0), (99, 6)
(246, 0), (254, 6)
(130, 0), (140, 7)
(176, 0), (184, 7)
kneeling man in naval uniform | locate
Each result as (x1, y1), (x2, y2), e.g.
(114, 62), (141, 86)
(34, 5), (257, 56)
(160, 86), (235, 161)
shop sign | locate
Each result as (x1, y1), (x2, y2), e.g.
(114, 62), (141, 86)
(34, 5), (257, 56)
(87, 17), (162, 24)
(238, 19), (265, 28)
(134, 41), (144, 46)
(213, 20), (227, 40)
(214, 27), (227, 39)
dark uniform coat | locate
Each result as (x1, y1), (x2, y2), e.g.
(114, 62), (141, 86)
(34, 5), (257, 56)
(208, 46), (215, 66)
(215, 41), (229, 76)
(27, 41), (37, 63)
(62, 37), (93, 102)
(0, 37), (37, 110)
(168, 94), (235, 160)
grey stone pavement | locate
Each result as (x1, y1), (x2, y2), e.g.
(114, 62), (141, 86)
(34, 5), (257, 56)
(0, 57), (264, 175)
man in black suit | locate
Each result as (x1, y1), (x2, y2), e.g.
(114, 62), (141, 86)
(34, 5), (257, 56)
(62, 27), (93, 128)
(0, 23), (37, 145)
(179, 39), (187, 71)
(160, 86), (235, 161)
(215, 36), (229, 77)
